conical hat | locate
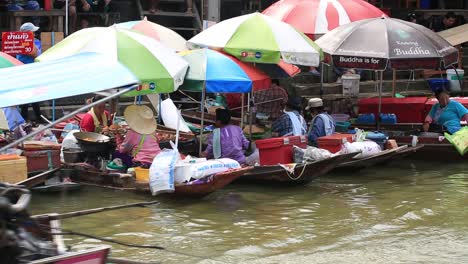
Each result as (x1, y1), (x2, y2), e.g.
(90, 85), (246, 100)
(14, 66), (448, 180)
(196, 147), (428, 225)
(124, 105), (157, 135)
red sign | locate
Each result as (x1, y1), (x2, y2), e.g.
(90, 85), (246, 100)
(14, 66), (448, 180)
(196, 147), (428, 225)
(1, 31), (34, 55)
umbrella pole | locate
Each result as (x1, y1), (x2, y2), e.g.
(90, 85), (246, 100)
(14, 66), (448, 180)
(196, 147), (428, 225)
(377, 71), (383, 131)
(52, 100), (55, 122)
(65, 0), (68, 35)
(198, 85), (206, 156)
(248, 93), (253, 141)
(241, 93), (244, 129)
(320, 62), (324, 98)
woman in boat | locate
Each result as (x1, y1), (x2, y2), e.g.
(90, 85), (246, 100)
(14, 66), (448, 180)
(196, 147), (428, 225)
(305, 98), (336, 146)
(272, 97), (307, 137)
(80, 95), (111, 133)
(423, 89), (468, 134)
(202, 108), (250, 165)
(115, 105), (161, 168)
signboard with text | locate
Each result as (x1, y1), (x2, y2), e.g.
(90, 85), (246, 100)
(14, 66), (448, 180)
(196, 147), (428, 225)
(1, 31), (34, 56)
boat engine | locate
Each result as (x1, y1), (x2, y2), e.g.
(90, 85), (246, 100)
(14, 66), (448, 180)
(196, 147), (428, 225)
(0, 183), (58, 263)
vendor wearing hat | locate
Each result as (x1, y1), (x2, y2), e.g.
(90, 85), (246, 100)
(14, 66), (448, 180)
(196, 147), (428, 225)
(423, 89), (468, 134)
(202, 108), (250, 164)
(272, 97), (307, 137)
(305, 98), (336, 146)
(116, 105), (161, 167)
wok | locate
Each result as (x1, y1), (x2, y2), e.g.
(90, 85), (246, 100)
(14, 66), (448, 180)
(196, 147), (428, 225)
(74, 132), (113, 153)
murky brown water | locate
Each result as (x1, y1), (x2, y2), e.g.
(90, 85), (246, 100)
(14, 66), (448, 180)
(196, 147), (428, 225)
(31, 160), (468, 264)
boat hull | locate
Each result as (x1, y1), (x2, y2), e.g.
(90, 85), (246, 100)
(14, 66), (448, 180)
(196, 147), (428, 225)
(392, 136), (467, 162)
(239, 152), (358, 185)
(65, 164), (251, 198)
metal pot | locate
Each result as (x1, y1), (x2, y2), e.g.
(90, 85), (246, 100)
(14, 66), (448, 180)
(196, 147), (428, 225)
(73, 132), (112, 153)
(63, 148), (85, 163)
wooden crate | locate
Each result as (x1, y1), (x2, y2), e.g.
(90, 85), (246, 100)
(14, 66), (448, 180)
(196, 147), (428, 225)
(0, 156), (27, 184)
(40, 32), (64, 52)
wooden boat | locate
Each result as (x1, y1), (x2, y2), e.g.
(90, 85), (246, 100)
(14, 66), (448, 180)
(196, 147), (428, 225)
(182, 110), (242, 126)
(0, 183), (113, 264)
(333, 145), (422, 172)
(392, 135), (467, 161)
(239, 152), (358, 185)
(64, 163), (253, 198)
(32, 182), (82, 193)
(135, 167), (252, 198)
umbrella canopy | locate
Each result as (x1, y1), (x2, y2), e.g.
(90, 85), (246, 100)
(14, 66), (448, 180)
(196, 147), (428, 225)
(263, 0), (386, 39)
(0, 52), (23, 68)
(316, 17), (459, 70)
(250, 61), (301, 79)
(180, 49), (268, 93)
(36, 27), (188, 95)
(117, 17), (187, 52)
(0, 52), (139, 108)
(187, 12), (323, 66)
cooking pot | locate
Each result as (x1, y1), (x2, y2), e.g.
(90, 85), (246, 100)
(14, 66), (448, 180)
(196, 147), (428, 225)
(74, 132), (113, 153)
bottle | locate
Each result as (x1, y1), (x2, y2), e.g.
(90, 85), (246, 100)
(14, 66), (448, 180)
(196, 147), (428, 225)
(44, 0), (52, 10)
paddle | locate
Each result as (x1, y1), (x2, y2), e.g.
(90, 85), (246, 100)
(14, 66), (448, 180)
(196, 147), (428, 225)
(32, 201), (160, 221)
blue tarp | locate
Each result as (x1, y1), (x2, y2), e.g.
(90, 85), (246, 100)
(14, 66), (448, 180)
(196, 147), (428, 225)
(1, 107), (24, 131)
(0, 52), (139, 108)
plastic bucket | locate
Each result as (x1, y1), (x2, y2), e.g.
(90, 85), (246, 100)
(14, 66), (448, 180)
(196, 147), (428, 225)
(420, 0), (431, 9)
(446, 69), (464, 93)
(342, 74), (360, 97)
(135, 167), (149, 182)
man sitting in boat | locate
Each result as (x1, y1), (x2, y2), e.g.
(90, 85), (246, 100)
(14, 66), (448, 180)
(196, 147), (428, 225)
(271, 97), (307, 137)
(80, 95), (111, 133)
(202, 108), (250, 164)
(115, 105), (161, 168)
(423, 89), (468, 134)
(305, 98), (336, 146)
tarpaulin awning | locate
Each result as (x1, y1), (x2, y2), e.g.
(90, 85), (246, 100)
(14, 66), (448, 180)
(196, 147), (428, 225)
(0, 52), (139, 108)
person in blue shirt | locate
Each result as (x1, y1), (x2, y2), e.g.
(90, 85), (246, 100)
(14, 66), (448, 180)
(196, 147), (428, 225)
(272, 97), (307, 137)
(17, 22), (42, 121)
(305, 98), (336, 146)
(423, 89), (468, 134)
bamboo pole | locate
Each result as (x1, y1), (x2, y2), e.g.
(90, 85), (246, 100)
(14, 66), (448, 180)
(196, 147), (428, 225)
(32, 201), (160, 221)
(198, 85), (206, 156)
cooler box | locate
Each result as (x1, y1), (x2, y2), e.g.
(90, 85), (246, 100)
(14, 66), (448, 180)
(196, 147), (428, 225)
(365, 132), (388, 149)
(425, 97), (468, 117)
(358, 97), (428, 123)
(23, 150), (61, 173)
(317, 134), (354, 153)
(0, 156), (27, 184)
(256, 136), (308, 165)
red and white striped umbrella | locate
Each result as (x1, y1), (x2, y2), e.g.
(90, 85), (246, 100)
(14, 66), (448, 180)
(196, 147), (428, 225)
(263, 0), (387, 40)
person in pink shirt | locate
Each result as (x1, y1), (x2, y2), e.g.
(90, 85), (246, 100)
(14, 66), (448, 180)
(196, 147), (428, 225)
(116, 105), (161, 168)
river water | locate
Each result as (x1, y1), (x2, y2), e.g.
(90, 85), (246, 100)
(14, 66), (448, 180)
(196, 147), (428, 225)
(31, 160), (468, 264)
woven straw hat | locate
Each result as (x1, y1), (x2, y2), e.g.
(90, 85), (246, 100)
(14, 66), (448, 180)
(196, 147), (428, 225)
(124, 105), (157, 135)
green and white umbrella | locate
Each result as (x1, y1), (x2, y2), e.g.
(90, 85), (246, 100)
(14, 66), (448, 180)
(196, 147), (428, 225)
(37, 27), (189, 95)
(187, 12), (323, 66)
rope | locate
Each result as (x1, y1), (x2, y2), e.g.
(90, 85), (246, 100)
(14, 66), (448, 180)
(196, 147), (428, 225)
(283, 163), (308, 181)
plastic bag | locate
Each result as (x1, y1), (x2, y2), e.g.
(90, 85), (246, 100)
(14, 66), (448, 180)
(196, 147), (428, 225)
(60, 129), (80, 162)
(444, 127), (468, 156)
(245, 149), (260, 166)
(189, 158), (240, 179)
(341, 141), (381, 158)
(293, 145), (305, 163)
(149, 143), (179, 195)
(354, 128), (367, 142)
(304, 146), (334, 162)
(161, 98), (191, 133)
